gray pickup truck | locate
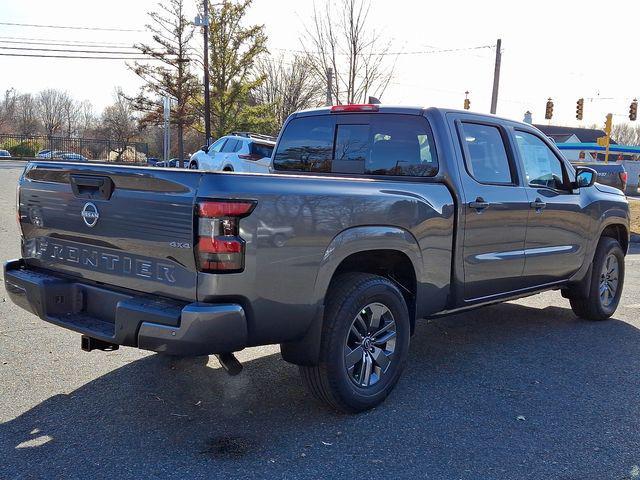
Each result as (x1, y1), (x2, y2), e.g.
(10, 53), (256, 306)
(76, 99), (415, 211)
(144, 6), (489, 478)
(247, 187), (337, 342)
(5, 105), (630, 413)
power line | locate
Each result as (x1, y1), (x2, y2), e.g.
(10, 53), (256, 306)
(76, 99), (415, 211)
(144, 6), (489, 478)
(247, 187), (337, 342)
(0, 35), (133, 46)
(0, 39), (137, 49)
(0, 21), (144, 32)
(272, 43), (495, 57)
(0, 52), (160, 60)
(0, 45), (151, 55)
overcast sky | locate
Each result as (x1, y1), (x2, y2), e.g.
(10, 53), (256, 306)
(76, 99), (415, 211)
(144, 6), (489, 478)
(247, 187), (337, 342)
(0, 0), (638, 128)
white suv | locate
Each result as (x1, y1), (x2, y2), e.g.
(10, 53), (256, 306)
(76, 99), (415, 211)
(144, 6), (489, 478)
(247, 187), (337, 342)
(188, 132), (275, 173)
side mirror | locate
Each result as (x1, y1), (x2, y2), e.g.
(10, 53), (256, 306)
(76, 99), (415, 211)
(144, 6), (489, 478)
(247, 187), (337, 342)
(200, 145), (210, 154)
(574, 167), (596, 188)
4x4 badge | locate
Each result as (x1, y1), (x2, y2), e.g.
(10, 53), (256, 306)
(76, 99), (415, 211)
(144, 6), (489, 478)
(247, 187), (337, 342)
(81, 202), (99, 228)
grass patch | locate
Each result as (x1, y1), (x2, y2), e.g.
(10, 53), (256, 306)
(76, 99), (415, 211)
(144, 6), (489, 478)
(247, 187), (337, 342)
(630, 199), (640, 235)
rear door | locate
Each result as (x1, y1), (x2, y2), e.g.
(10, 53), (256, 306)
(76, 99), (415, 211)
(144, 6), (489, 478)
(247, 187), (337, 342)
(454, 119), (530, 301)
(511, 130), (591, 284)
(19, 163), (200, 301)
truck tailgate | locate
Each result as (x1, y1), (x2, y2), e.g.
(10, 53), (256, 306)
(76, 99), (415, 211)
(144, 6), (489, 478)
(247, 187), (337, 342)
(18, 162), (200, 301)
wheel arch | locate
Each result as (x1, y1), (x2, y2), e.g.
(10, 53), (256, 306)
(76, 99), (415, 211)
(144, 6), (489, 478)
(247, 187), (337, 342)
(281, 226), (422, 366)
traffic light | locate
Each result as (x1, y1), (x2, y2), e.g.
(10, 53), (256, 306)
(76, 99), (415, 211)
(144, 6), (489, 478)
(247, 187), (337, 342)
(463, 91), (470, 110)
(630, 99), (638, 121)
(575, 98), (584, 120)
(604, 113), (612, 136)
(545, 98), (554, 120)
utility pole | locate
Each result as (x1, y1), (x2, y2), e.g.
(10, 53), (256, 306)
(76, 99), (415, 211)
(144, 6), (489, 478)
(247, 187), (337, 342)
(163, 96), (171, 162)
(490, 38), (502, 115)
(326, 67), (333, 106)
(195, 2), (211, 145)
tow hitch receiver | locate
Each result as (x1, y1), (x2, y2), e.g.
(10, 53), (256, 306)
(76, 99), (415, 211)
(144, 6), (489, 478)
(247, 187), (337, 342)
(215, 352), (243, 376)
(81, 335), (119, 352)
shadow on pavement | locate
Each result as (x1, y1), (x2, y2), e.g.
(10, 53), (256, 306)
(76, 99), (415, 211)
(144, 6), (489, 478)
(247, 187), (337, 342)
(2, 302), (640, 479)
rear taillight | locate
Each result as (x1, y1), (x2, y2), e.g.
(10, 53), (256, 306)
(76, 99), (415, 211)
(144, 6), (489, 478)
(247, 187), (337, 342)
(620, 171), (628, 186)
(195, 199), (256, 273)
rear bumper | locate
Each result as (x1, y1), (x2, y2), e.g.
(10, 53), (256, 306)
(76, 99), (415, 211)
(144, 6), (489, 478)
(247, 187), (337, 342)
(4, 259), (247, 355)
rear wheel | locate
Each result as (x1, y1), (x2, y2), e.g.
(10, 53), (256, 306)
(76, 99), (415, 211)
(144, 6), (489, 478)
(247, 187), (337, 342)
(299, 273), (410, 413)
(569, 237), (625, 321)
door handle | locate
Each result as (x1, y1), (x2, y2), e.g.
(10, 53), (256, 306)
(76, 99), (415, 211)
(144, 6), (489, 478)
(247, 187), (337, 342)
(530, 198), (547, 210)
(468, 197), (491, 211)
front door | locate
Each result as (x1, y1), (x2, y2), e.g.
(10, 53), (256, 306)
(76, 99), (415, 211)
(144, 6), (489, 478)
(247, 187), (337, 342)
(456, 120), (530, 301)
(511, 130), (591, 284)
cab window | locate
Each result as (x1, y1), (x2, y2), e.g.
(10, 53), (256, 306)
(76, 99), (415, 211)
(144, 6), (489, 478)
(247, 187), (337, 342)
(514, 131), (566, 190)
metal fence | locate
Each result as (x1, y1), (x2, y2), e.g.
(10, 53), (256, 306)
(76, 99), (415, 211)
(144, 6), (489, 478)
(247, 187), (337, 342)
(0, 134), (149, 162)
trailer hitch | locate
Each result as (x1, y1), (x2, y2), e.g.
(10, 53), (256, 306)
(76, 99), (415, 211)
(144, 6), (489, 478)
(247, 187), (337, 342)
(81, 335), (119, 352)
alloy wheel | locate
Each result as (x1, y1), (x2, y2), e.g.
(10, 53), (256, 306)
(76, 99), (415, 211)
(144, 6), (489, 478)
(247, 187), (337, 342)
(599, 253), (619, 307)
(344, 302), (397, 387)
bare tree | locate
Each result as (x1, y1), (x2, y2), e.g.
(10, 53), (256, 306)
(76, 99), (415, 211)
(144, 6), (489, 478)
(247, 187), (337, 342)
(101, 89), (139, 160)
(254, 54), (323, 128)
(38, 89), (67, 137)
(15, 94), (40, 135)
(612, 123), (640, 146)
(0, 89), (17, 134)
(129, 0), (199, 166)
(62, 96), (80, 137)
(301, 0), (395, 105)
(77, 100), (97, 137)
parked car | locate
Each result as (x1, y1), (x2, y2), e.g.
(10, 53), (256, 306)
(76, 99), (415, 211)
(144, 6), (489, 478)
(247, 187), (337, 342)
(571, 161), (627, 193)
(36, 150), (62, 159)
(0, 149), (10, 157)
(155, 158), (185, 168)
(6, 105), (630, 413)
(146, 157), (159, 166)
(58, 152), (88, 162)
(189, 132), (275, 173)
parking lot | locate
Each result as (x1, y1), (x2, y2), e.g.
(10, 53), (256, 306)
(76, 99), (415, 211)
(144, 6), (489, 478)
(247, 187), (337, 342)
(1, 163), (639, 480)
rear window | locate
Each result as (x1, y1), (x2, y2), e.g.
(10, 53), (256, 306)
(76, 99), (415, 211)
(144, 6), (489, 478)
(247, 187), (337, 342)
(250, 142), (274, 158)
(273, 114), (438, 177)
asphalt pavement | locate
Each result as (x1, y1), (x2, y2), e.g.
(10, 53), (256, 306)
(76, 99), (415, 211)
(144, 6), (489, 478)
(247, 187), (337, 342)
(1, 164), (640, 479)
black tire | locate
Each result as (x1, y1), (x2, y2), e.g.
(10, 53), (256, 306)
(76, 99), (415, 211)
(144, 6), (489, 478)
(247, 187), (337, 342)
(189, 162), (198, 170)
(569, 237), (625, 321)
(272, 234), (286, 248)
(299, 273), (410, 413)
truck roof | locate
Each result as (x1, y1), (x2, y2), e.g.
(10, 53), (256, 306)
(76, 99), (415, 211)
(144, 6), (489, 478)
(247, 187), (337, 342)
(292, 105), (530, 128)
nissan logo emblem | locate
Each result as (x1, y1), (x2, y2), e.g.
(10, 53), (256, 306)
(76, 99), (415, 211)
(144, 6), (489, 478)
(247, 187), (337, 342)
(81, 202), (99, 228)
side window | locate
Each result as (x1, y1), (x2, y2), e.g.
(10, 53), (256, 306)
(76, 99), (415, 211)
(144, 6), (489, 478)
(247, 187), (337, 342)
(221, 139), (238, 153)
(233, 140), (244, 153)
(210, 138), (226, 153)
(273, 116), (333, 172)
(514, 131), (566, 190)
(460, 123), (513, 184)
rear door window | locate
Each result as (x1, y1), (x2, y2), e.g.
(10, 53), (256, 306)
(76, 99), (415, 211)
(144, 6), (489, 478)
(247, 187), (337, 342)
(222, 139), (239, 153)
(460, 123), (514, 184)
(273, 114), (438, 176)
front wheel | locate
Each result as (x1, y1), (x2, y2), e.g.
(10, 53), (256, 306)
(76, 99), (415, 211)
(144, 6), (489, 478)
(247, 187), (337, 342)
(569, 237), (625, 321)
(299, 273), (410, 413)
